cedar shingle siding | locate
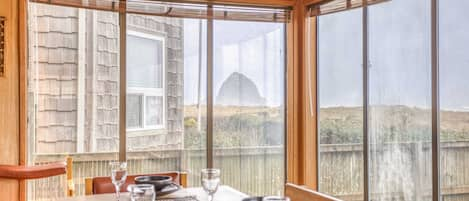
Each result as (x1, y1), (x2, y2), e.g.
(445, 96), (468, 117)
(29, 4), (184, 154)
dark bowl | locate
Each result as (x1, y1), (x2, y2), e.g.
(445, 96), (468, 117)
(242, 197), (264, 201)
(134, 175), (173, 191)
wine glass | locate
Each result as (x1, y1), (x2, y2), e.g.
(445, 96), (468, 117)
(110, 161), (128, 201)
(201, 168), (221, 201)
(262, 196), (290, 201)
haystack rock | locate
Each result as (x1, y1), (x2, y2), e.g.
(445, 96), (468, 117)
(216, 72), (266, 106)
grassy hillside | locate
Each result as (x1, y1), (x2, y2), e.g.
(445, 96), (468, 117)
(183, 105), (469, 147)
(319, 105), (469, 144)
(184, 105), (285, 149)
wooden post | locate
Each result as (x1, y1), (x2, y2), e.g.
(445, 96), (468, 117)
(66, 156), (75, 196)
(85, 178), (94, 195)
(180, 172), (188, 188)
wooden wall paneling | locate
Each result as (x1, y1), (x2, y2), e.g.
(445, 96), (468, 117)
(0, 0), (20, 199)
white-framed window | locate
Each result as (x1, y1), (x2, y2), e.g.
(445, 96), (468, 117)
(126, 30), (166, 130)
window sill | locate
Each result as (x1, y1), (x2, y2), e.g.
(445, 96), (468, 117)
(126, 127), (167, 137)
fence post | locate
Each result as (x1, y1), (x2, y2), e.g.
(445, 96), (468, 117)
(413, 142), (424, 201)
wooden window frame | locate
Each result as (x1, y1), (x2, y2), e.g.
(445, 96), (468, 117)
(285, 0), (319, 190)
(302, 2), (441, 201)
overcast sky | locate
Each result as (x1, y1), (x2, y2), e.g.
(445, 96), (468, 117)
(183, 19), (285, 106)
(183, 0), (469, 111)
(318, 0), (469, 111)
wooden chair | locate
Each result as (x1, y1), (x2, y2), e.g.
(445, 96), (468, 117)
(285, 183), (342, 201)
(0, 162), (66, 180)
(85, 171), (187, 195)
(0, 156), (75, 196)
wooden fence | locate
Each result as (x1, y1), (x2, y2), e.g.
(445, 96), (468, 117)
(319, 141), (469, 201)
(28, 142), (469, 201)
(28, 146), (285, 200)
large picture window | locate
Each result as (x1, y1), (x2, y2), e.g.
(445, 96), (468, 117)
(439, 1), (469, 200)
(26, 2), (287, 200)
(317, 8), (364, 200)
(368, 1), (432, 200)
(213, 20), (285, 195)
(314, 0), (469, 200)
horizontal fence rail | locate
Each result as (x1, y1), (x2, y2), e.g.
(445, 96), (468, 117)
(28, 142), (469, 201)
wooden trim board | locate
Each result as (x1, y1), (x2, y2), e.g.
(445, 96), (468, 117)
(285, 183), (341, 201)
(0, 0), (21, 199)
(286, 0), (319, 190)
(302, 14), (317, 190)
(18, 0), (28, 199)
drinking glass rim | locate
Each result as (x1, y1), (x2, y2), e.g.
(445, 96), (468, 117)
(109, 161), (127, 168)
(201, 168), (220, 174)
(262, 196), (290, 201)
(127, 184), (155, 191)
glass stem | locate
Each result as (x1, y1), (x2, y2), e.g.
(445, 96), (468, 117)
(208, 193), (214, 201)
(115, 185), (120, 201)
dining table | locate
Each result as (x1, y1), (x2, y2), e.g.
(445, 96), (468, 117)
(62, 185), (248, 201)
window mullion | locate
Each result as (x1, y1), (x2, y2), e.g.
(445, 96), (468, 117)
(142, 94), (146, 129)
(431, 0), (441, 200)
(362, 2), (370, 201)
(119, 7), (127, 162)
(206, 5), (214, 169)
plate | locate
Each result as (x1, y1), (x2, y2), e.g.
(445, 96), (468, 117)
(242, 197), (263, 201)
(135, 175), (173, 191)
